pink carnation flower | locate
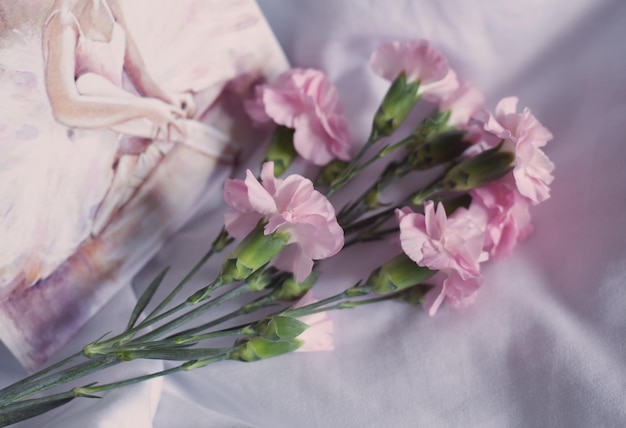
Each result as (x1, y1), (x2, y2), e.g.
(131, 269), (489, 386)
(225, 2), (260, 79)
(469, 178), (533, 260)
(480, 97), (554, 204)
(224, 162), (344, 282)
(397, 202), (486, 280)
(294, 292), (334, 352)
(369, 40), (458, 99)
(397, 201), (487, 316)
(244, 68), (352, 166)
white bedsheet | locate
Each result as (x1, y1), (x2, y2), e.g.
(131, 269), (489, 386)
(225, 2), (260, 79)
(2, 0), (625, 426)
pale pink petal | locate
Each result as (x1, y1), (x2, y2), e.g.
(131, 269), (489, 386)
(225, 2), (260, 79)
(260, 161), (280, 195)
(370, 40), (449, 85)
(224, 210), (261, 239)
(243, 85), (272, 124)
(223, 179), (254, 213)
(244, 169), (277, 215)
(294, 293), (334, 352)
(422, 69), (460, 102)
(443, 274), (482, 308)
(422, 282), (446, 316)
(495, 96), (519, 117)
(296, 313), (334, 352)
(439, 80), (485, 127)
(292, 115), (336, 166)
(272, 244), (314, 283)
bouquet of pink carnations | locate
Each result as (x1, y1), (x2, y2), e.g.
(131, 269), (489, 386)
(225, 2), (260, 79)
(0, 39), (553, 426)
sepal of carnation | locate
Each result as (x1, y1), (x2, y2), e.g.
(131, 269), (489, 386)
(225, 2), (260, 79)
(229, 336), (303, 362)
(367, 253), (436, 294)
(244, 316), (309, 342)
(220, 226), (290, 283)
(425, 143), (515, 197)
(408, 129), (474, 170)
(267, 271), (320, 302)
(370, 72), (422, 141)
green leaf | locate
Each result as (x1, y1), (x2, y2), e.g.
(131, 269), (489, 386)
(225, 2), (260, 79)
(0, 393), (74, 427)
(126, 266), (170, 331)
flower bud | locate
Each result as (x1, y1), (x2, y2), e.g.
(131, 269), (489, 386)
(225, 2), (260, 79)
(370, 72), (421, 142)
(410, 145), (514, 205)
(220, 226), (290, 283)
(396, 283), (433, 306)
(315, 159), (351, 187)
(409, 129), (473, 169)
(228, 337), (302, 362)
(440, 145), (514, 192)
(246, 267), (278, 292)
(268, 271), (319, 302)
(262, 125), (297, 177)
(367, 254), (436, 294)
(243, 316), (308, 341)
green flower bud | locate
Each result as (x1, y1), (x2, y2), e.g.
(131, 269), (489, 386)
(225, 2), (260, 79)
(268, 271), (319, 301)
(396, 283), (434, 306)
(315, 159), (351, 187)
(243, 316), (308, 341)
(263, 125), (297, 177)
(370, 72), (421, 142)
(404, 110), (452, 151)
(410, 145), (515, 205)
(246, 267), (278, 292)
(439, 145), (515, 193)
(367, 254), (436, 294)
(228, 337), (302, 362)
(410, 129), (473, 169)
(220, 226), (290, 283)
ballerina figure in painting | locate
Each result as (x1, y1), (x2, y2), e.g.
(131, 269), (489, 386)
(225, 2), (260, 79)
(43, 0), (228, 235)
(0, 0), (236, 290)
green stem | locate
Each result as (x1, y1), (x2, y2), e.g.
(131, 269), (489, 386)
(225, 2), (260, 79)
(0, 355), (118, 405)
(282, 286), (366, 318)
(127, 283), (252, 345)
(142, 248), (214, 325)
(74, 365), (186, 397)
(0, 351), (83, 402)
(291, 293), (399, 317)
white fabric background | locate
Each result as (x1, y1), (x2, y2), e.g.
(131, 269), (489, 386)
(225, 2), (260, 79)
(2, 0), (626, 426)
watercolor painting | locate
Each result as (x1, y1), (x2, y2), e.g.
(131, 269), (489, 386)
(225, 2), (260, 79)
(0, 0), (288, 371)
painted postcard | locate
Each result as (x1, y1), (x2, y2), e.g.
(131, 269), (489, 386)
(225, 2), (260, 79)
(0, 0), (288, 371)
